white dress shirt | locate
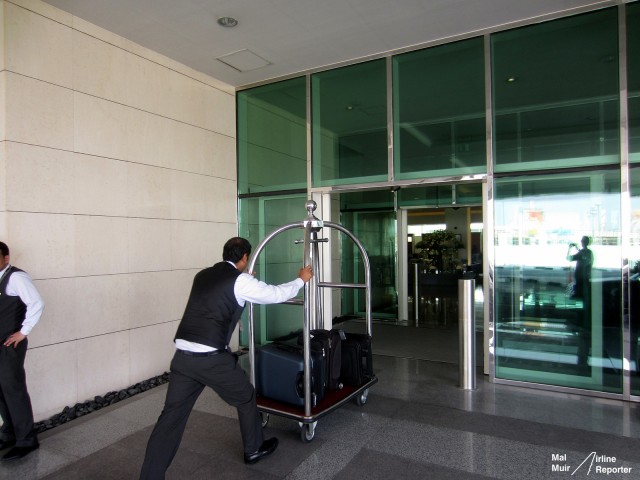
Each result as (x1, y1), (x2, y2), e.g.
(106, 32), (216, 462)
(175, 261), (304, 352)
(0, 264), (45, 335)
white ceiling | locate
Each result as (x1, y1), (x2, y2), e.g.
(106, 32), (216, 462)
(42, 0), (620, 90)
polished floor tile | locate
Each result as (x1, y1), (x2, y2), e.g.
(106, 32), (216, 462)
(1, 333), (635, 480)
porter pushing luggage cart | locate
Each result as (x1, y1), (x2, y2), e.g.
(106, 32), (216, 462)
(247, 200), (377, 442)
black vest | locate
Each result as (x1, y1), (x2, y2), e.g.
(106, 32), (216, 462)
(174, 262), (244, 350)
(0, 266), (27, 341)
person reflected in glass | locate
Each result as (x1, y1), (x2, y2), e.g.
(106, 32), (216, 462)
(567, 235), (593, 367)
(566, 236), (593, 304)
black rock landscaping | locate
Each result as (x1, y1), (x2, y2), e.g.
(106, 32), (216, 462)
(34, 372), (170, 433)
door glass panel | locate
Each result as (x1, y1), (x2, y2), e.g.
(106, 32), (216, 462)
(407, 206), (483, 328)
(312, 60), (388, 187)
(494, 170), (622, 393)
(393, 37), (486, 180)
(339, 191), (397, 319)
(238, 194), (307, 346)
(492, 8), (619, 173)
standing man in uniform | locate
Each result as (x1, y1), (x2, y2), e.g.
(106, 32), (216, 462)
(0, 241), (44, 461)
(140, 237), (312, 479)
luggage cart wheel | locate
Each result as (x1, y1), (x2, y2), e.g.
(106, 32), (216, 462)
(355, 388), (369, 407)
(299, 421), (317, 443)
(261, 413), (270, 428)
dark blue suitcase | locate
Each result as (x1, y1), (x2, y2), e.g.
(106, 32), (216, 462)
(255, 343), (325, 407)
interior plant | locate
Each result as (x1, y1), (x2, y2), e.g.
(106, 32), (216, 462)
(415, 229), (464, 273)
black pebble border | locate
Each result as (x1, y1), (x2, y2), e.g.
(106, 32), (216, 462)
(34, 372), (170, 434)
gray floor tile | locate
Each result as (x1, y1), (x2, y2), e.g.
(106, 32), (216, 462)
(335, 448), (496, 480)
(13, 348), (640, 480)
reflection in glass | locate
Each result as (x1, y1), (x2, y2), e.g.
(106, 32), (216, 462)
(237, 77), (307, 194)
(398, 183), (483, 208)
(238, 194), (307, 346)
(630, 167), (640, 395)
(393, 38), (485, 179)
(312, 60), (388, 187)
(339, 191), (397, 319)
(494, 170), (622, 393)
(629, 2), (640, 163)
(492, 8), (619, 172)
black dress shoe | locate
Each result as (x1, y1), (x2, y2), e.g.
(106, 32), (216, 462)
(244, 437), (278, 465)
(0, 439), (15, 450)
(1, 444), (39, 461)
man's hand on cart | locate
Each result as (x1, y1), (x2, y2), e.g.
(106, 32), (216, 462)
(298, 265), (313, 283)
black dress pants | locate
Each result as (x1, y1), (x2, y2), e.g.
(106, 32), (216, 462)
(0, 339), (38, 447)
(139, 350), (263, 479)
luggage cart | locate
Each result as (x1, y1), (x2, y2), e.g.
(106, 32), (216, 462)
(247, 200), (378, 442)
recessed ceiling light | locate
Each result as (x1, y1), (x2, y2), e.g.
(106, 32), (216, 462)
(218, 16), (238, 27)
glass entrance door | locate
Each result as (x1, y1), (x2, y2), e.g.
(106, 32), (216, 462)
(339, 203), (398, 321)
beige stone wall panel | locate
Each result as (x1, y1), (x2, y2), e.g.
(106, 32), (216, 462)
(25, 342), (78, 420)
(4, 143), (75, 213)
(5, 2), (73, 88)
(76, 331), (130, 403)
(3, 0), (238, 420)
(170, 220), (236, 271)
(5, 73), (74, 150)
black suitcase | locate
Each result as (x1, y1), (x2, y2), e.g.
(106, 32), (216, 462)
(255, 343), (325, 407)
(340, 333), (373, 387)
(298, 329), (343, 390)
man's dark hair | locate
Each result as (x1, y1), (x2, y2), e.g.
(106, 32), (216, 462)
(223, 237), (252, 263)
(0, 242), (9, 257)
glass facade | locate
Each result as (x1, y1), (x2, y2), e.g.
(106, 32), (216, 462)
(339, 191), (396, 319)
(236, 4), (640, 399)
(629, 2), (640, 397)
(494, 170), (622, 392)
(311, 60), (388, 187)
(237, 77), (307, 194)
(631, 167), (640, 395)
(630, 2), (640, 163)
(492, 9), (619, 173)
(238, 194), (307, 345)
(398, 183), (483, 208)
(393, 38), (486, 180)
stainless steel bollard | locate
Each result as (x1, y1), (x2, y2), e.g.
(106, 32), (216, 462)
(414, 263), (420, 325)
(458, 278), (476, 390)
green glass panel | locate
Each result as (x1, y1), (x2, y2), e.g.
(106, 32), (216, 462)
(399, 186), (445, 208)
(237, 77), (307, 194)
(494, 170), (622, 393)
(238, 194), (308, 345)
(493, 8), (620, 173)
(630, 166), (640, 395)
(456, 183), (483, 205)
(312, 60), (388, 187)
(340, 190), (394, 210)
(393, 38), (486, 179)
(398, 183), (482, 208)
(629, 2), (640, 163)
(339, 192), (397, 319)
